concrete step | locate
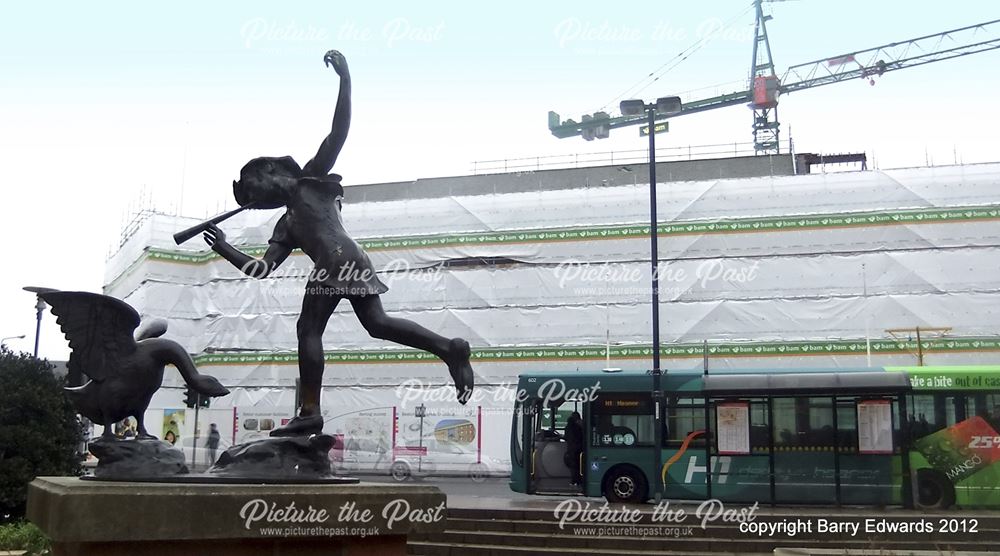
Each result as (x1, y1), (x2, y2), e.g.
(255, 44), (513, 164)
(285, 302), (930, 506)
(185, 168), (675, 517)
(411, 528), (994, 554)
(414, 499), (1000, 555)
(407, 541), (770, 556)
(446, 505), (1000, 528)
(438, 516), (1000, 542)
(774, 551), (1000, 556)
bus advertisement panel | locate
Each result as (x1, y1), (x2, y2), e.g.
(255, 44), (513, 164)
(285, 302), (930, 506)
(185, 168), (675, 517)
(894, 366), (1000, 508)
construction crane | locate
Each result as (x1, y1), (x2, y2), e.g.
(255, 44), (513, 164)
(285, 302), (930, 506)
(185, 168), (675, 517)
(548, 1), (1000, 154)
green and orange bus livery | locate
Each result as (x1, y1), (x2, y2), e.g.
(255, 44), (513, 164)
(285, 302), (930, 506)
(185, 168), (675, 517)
(509, 366), (1000, 509)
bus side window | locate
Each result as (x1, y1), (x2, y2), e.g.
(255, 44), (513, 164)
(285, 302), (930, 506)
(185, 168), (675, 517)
(665, 398), (706, 448)
(749, 401), (769, 453)
(553, 401), (577, 437)
(978, 393), (1000, 431)
(908, 394), (938, 437)
(772, 397), (838, 449)
(836, 400), (857, 452)
(807, 397), (835, 447)
(590, 394), (654, 447)
(907, 394), (968, 438)
(967, 392), (1000, 431)
(772, 398), (797, 447)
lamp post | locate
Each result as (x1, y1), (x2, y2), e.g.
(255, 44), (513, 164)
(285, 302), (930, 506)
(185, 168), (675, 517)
(23, 287), (53, 358)
(32, 298), (46, 357)
(619, 96), (681, 503)
(415, 403), (427, 473)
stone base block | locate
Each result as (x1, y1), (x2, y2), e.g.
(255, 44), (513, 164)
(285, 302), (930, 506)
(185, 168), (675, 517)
(27, 477), (447, 556)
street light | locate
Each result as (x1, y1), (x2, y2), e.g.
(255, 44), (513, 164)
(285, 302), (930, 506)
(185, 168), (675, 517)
(23, 286), (53, 358)
(1, 334), (26, 346)
(619, 95), (682, 503)
(415, 403), (427, 473)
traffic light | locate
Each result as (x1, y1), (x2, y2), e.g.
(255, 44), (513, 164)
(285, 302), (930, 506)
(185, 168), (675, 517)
(581, 114), (594, 141)
(183, 388), (197, 409)
(592, 111), (610, 139)
(184, 388), (211, 408)
(581, 112), (610, 141)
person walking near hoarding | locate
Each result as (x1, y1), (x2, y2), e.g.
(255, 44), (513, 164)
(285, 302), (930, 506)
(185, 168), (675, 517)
(206, 423), (221, 464)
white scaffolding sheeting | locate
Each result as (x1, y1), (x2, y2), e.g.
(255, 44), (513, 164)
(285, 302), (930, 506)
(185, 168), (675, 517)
(105, 163), (1000, 286)
(103, 163), (1000, 452)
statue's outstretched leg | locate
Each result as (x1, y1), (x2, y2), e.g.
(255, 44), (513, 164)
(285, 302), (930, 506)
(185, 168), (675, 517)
(350, 295), (474, 404)
(271, 289), (342, 437)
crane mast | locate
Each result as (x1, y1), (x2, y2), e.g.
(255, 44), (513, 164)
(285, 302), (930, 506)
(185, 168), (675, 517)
(548, 5), (1000, 153)
(749, 0), (780, 153)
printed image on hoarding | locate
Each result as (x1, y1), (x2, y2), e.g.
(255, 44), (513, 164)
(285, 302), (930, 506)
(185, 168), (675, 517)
(234, 407), (294, 443)
(434, 419), (476, 444)
(163, 409), (185, 445)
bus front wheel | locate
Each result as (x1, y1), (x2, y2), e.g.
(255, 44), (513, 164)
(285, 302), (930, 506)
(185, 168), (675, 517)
(603, 465), (648, 504)
(916, 468), (955, 510)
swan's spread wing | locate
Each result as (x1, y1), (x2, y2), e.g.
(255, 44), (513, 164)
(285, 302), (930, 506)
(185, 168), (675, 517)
(39, 291), (140, 382)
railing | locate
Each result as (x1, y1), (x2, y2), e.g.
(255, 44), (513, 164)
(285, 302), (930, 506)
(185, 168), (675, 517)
(117, 209), (156, 249)
(470, 139), (794, 175)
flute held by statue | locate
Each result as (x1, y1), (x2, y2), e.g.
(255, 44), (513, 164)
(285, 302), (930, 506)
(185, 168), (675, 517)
(172, 202), (259, 245)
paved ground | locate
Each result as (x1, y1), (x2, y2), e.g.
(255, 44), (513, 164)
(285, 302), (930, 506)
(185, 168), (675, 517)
(365, 475), (537, 500)
(365, 475), (999, 518)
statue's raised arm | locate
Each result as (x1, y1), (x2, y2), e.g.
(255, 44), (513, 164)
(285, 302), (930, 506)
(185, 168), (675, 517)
(303, 50), (351, 178)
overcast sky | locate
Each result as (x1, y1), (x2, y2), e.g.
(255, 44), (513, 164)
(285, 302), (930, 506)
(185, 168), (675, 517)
(2, 1), (998, 360)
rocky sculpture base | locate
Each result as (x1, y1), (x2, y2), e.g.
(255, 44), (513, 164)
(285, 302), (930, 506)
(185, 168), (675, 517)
(88, 437), (188, 479)
(209, 434), (337, 480)
(82, 433), (357, 484)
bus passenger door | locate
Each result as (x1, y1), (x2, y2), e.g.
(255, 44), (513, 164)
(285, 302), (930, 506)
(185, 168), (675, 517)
(529, 400), (581, 494)
(509, 401), (532, 493)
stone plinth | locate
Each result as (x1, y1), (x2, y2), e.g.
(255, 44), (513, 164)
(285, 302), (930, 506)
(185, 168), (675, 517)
(27, 477), (447, 556)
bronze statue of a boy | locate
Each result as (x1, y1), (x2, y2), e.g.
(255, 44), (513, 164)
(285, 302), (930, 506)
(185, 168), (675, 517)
(204, 50), (474, 437)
